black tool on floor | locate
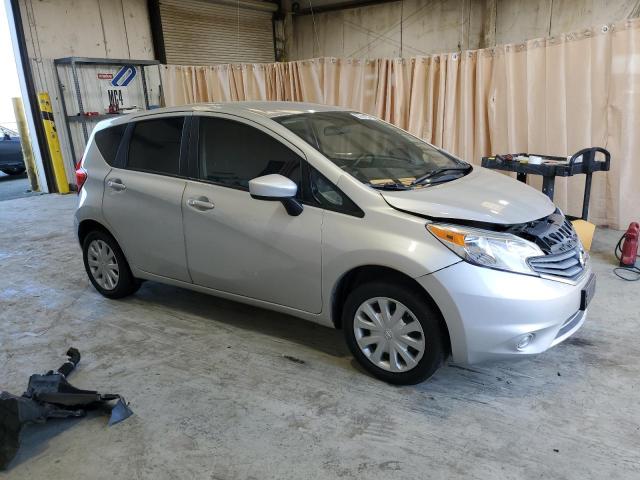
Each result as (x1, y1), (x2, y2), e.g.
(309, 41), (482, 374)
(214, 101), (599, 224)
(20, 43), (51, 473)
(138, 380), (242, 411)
(0, 348), (133, 470)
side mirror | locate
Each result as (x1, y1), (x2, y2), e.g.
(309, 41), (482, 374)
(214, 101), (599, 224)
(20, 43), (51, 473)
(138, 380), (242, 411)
(249, 174), (303, 216)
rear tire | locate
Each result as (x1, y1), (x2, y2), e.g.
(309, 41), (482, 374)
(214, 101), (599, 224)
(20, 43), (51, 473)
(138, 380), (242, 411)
(343, 282), (446, 385)
(82, 230), (140, 299)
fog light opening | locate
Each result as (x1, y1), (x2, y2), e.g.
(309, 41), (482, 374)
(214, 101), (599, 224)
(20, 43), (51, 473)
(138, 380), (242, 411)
(516, 333), (535, 351)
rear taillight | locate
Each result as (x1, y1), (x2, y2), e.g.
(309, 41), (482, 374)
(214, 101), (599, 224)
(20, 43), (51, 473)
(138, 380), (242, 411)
(75, 164), (87, 193)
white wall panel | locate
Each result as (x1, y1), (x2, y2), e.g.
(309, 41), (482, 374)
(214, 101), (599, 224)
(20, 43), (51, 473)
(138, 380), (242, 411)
(19, 0), (155, 179)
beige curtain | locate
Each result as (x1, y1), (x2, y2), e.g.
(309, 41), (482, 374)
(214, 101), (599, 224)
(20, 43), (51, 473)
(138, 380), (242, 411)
(161, 18), (640, 229)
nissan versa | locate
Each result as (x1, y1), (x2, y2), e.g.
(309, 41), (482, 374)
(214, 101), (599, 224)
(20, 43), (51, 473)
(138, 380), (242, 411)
(74, 102), (595, 384)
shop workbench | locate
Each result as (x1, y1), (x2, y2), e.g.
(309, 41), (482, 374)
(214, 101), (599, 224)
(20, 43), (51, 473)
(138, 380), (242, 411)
(481, 147), (610, 221)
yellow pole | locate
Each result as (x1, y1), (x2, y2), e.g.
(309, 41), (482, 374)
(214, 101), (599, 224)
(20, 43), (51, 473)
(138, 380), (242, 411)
(37, 92), (69, 194)
(11, 97), (39, 192)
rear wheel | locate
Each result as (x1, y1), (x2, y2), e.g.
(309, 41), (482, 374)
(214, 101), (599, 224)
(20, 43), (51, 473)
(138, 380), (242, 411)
(343, 282), (446, 385)
(82, 230), (140, 299)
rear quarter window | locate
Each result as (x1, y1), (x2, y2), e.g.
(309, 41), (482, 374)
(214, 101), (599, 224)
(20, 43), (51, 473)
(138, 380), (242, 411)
(94, 124), (127, 166)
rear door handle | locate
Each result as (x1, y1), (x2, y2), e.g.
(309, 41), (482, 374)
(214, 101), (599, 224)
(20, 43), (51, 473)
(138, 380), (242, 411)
(187, 197), (215, 210)
(107, 178), (126, 191)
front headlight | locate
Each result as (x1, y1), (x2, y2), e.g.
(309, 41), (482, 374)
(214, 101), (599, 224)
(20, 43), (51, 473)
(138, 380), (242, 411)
(427, 223), (544, 275)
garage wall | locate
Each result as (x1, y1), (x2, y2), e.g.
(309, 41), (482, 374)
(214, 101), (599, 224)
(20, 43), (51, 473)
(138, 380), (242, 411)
(289, 0), (640, 59)
(18, 0), (158, 181)
(496, 0), (640, 43)
(290, 0), (485, 59)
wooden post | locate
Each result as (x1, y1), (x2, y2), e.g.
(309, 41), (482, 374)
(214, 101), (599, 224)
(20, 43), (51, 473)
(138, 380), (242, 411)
(11, 97), (39, 192)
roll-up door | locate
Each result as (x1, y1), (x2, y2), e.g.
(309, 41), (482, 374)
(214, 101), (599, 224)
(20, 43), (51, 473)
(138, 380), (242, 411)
(158, 0), (276, 65)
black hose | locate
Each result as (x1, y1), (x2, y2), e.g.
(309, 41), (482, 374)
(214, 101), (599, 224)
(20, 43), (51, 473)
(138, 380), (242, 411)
(613, 234), (640, 281)
(57, 348), (81, 377)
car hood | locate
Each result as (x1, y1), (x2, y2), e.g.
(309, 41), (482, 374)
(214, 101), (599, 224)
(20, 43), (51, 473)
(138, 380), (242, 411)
(379, 167), (556, 225)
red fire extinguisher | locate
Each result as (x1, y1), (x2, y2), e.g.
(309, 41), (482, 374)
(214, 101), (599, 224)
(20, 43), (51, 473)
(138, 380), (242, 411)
(619, 222), (639, 267)
(615, 222), (640, 281)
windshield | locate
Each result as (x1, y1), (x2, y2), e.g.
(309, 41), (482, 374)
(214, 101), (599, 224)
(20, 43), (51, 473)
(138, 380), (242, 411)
(275, 111), (470, 188)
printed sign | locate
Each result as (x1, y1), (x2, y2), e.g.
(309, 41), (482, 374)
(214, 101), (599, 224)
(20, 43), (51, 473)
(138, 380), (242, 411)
(111, 66), (136, 87)
(100, 65), (137, 109)
(106, 89), (126, 108)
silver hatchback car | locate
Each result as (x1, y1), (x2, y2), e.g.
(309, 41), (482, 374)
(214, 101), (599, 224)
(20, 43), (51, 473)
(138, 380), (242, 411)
(75, 101), (595, 384)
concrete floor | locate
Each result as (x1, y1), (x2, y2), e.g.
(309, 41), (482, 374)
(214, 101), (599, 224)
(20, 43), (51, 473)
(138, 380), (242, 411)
(0, 172), (40, 201)
(1, 194), (639, 479)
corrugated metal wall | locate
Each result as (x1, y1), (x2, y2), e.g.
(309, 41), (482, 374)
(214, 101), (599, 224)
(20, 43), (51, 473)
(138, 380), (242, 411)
(159, 0), (276, 65)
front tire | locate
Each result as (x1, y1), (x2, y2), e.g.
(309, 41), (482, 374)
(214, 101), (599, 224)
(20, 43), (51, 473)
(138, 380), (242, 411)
(343, 282), (446, 385)
(82, 230), (140, 299)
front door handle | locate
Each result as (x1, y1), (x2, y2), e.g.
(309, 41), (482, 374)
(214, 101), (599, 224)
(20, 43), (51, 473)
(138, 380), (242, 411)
(107, 178), (126, 191)
(187, 197), (215, 210)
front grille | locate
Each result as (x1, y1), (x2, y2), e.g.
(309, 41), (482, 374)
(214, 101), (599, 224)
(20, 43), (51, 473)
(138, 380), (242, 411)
(528, 247), (584, 280)
(507, 209), (586, 281)
(536, 217), (578, 254)
(509, 210), (578, 254)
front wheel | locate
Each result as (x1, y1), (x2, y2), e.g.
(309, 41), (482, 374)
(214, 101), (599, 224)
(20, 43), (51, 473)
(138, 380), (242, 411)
(343, 282), (446, 385)
(82, 230), (140, 299)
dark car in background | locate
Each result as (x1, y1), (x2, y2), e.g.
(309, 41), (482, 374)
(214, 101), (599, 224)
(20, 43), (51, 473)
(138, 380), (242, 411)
(0, 127), (25, 175)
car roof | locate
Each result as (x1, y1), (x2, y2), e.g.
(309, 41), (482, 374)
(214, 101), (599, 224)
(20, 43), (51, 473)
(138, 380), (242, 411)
(115, 101), (349, 122)
(203, 101), (351, 118)
(94, 101), (355, 133)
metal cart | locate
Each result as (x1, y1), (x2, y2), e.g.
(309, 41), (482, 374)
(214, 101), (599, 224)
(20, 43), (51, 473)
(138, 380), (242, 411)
(481, 147), (611, 221)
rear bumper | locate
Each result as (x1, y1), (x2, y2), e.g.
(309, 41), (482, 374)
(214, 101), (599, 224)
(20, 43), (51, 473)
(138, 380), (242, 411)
(0, 160), (25, 169)
(417, 261), (593, 364)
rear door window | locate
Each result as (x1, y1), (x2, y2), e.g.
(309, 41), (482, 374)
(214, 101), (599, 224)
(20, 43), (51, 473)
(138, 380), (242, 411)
(127, 117), (184, 176)
(94, 124), (127, 166)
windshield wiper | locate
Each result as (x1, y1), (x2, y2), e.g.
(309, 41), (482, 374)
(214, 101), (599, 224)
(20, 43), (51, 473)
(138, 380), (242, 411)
(368, 182), (411, 191)
(411, 165), (472, 185)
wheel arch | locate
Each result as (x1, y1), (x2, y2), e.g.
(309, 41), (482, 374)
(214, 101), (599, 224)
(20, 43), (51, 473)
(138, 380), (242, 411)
(77, 219), (135, 268)
(77, 219), (112, 245)
(330, 265), (451, 354)
(78, 219), (141, 298)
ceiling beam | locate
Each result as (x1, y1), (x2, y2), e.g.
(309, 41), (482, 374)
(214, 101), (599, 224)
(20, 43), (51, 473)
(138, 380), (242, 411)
(293, 0), (398, 16)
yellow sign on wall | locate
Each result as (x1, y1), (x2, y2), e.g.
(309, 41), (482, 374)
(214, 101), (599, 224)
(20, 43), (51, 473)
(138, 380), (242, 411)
(38, 92), (69, 194)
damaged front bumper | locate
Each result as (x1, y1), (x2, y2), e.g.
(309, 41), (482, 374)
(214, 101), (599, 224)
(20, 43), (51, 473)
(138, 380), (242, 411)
(417, 261), (594, 364)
